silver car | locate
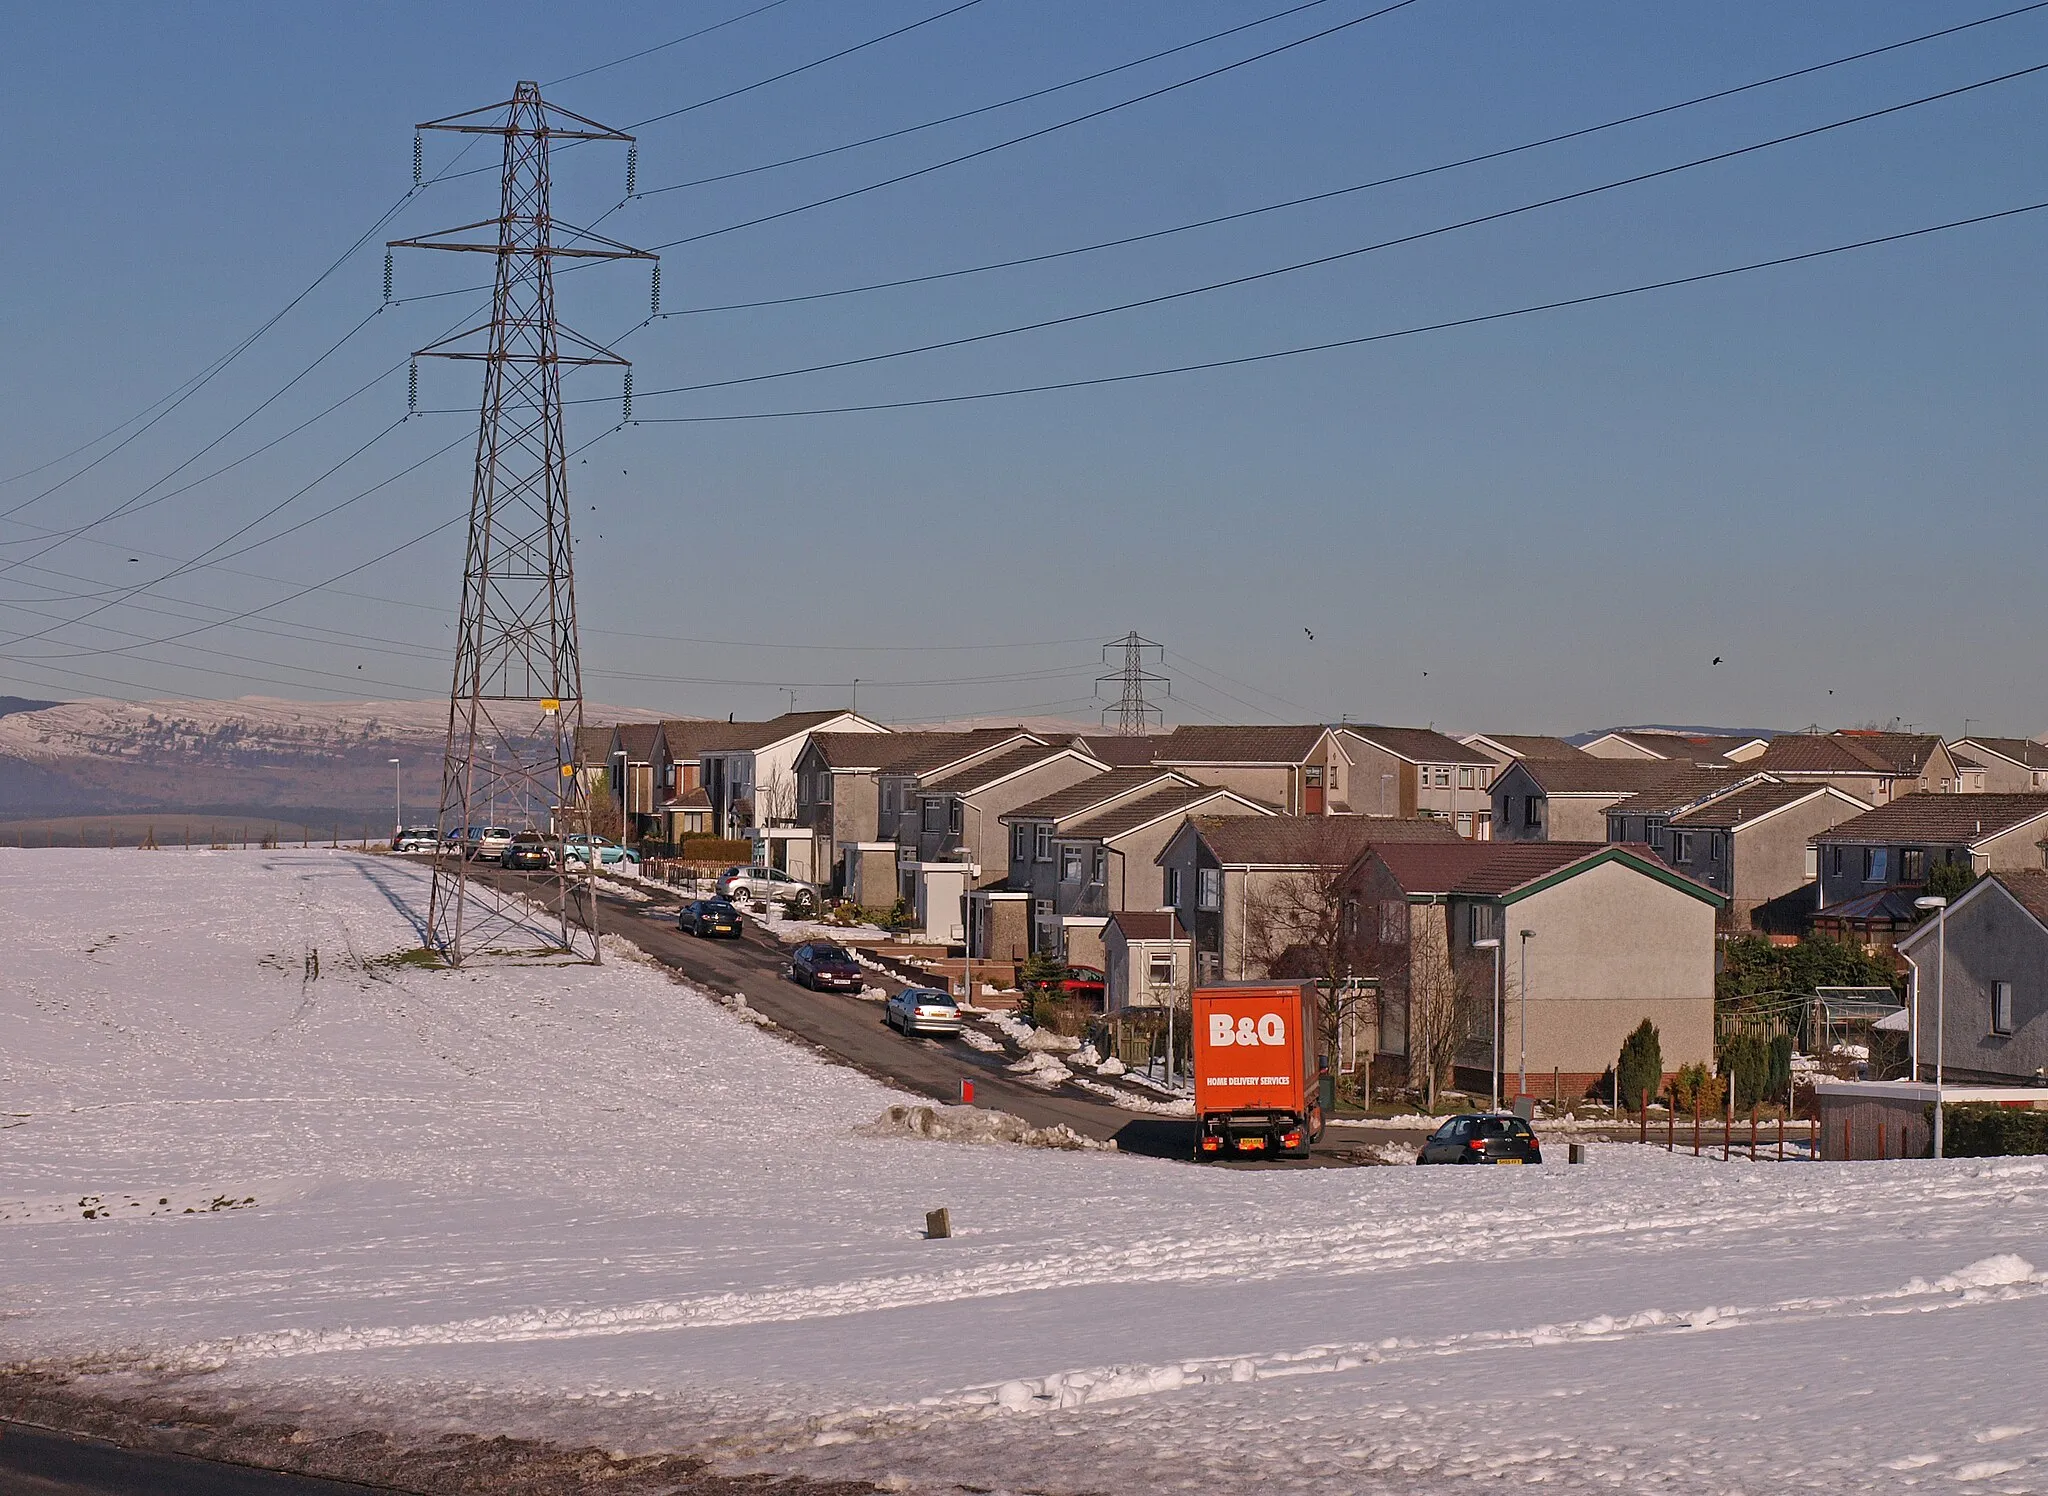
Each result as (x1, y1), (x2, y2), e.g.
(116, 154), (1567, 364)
(462, 826), (514, 861)
(717, 865), (814, 901)
(885, 987), (962, 1037)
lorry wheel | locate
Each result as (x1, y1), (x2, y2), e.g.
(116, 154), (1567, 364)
(1309, 1106), (1327, 1145)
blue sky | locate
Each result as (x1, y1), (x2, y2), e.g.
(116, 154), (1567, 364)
(2, 1), (2043, 736)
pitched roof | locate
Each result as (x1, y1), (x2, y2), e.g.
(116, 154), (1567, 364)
(659, 718), (752, 758)
(1667, 780), (1864, 829)
(879, 728), (1038, 777)
(1364, 840), (1720, 903)
(1957, 737), (2048, 772)
(1752, 731), (1944, 778)
(1153, 724), (1328, 765)
(1338, 725), (1496, 766)
(611, 723), (659, 760)
(808, 727), (1022, 772)
(1990, 870), (2048, 928)
(574, 725), (613, 765)
(1006, 768), (1186, 823)
(1363, 840), (1509, 894)
(1064, 784), (1272, 841)
(1589, 729), (1765, 762)
(1075, 735), (1159, 768)
(922, 741), (1098, 795)
(1814, 887), (1926, 924)
(1512, 758), (1685, 797)
(1109, 910), (1184, 940)
(1602, 766), (1753, 818)
(661, 786), (711, 810)
(1465, 733), (1589, 762)
(1189, 814), (1459, 867)
(1815, 793), (2048, 847)
(708, 709), (870, 752)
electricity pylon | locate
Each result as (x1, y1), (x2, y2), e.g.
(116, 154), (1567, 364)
(1097, 632), (1169, 735)
(391, 83), (653, 965)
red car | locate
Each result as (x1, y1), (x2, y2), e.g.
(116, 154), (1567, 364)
(1056, 965), (1106, 1003)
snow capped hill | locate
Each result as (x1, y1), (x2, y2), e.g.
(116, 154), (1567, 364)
(0, 697), (661, 817)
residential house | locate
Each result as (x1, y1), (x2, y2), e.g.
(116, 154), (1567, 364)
(1072, 735), (1159, 768)
(1103, 910), (1191, 1012)
(607, 723), (663, 846)
(1748, 731), (1960, 805)
(1156, 815), (1462, 985)
(648, 718), (746, 848)
(1491, 758), (1681, 843)
(1581, 729), (1772, 763)
(1812, 794), (2048, 953)
(1600, 765), (1754, 857)
(1340, 840), (1721, 1101)
(1949, 748), (1992, 794)
(1335, 725), (1500, 836)
(794, 728), (1032, 899)
(1951, 737), (2048, 795)
(700, 710), (887, 873)
(1896, 872), (2048, 1084)
(999, 769), (1273, 967)
(1151, 725), (1349, 816)
(571, 724), (613, 803)
(1459, 733), (1591, 768)
(1653, 779), (1870, 932)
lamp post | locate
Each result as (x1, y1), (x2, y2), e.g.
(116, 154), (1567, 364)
(1517, 929), (1535, 1101)
(388, 758), (402, 841)
(1915, 894), (1949, 1158)
(1474, 937), (1502, 1112)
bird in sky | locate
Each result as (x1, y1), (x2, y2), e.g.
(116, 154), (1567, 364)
(1303, 627), (1314, 640)
(1712, 656), (1723, 665)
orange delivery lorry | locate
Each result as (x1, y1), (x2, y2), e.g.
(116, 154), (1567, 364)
(1191, 981), (1327, 1160)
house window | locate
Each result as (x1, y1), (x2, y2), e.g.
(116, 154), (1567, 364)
(1435, 767), (1452, 788)
(1060, 846), (1084, 882)
(949, 801), (963, 836)
(1380, 900), (1406, 944)
(1673, 832), (1694, 864)
(1469, 903), (1498, 943)
(1147, 952), (1177, 988)
(1864, 847), (1888, 882)
(1831, 846), (1845, 877)
(1709, 834), (1723, 865)
(1899, 848), (1925, 883)
(1459, 766), (1475, 790)
(1608, 817), (1624, 843)
(1092, 846), (1108, 885)
(1993, 981), (2015, 1036)
(1456, 812), (1474, 837)
(1034, 824), (1052, 862)
(1804, 845), (1818, 879)
(1198, 867), (1222, 911)
(1523, 796), (1542, 830)
(1647, 820), (1664, 852)
(921, 798), (946, 833)
(1012, 823), (1027, 861)
(1165, 866), (1182, 904)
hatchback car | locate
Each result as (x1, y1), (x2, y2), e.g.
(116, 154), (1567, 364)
(1416, 1114), (1543, 1165)
(1056, 965), (1107, 1003)
(500, 831), (554, 870)
(790, 941), (864, 992)
(392, 826), (440, 854)
(462, 826), (514, 861)
(885, 987), (961, 1037)
(718, 865), (813, 901)
(563, 834), (639, 867)
(677, 897), (742, 938)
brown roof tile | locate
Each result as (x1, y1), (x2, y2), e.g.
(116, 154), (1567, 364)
(1667, 780), (1864, 828)
(1513, 759), (1687, 797)
(1110, 910), (1185, 940)
(1006, 768), (1187, 823)
(1076, 735), (1159, 767)
(705, 710), (870, 753)
(1468, 734), (1589, 761)
(878, 729), (1039, 777)
(1598, 730), (1767, 762)
(922, 741), (1096, 795)
(611, 723), (659, 761)
(1191, 814), (1459, 867)
(1957, 737), (2048, 772)
(1064, 784), (1273, 841)
(1752, 731), (1943, 778)
(1154, 724), (1329, 765)
(1338, 725), (1496, 766)
(1603, 767), (1754, 818)
(807, 728), (1023, 772)
(1990, 870), (2048, 927)
(1816, 793), (2048, 847)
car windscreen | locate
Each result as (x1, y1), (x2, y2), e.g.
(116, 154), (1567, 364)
(1478, 1118), (1532, 1138)
(811, 946), (852, 963)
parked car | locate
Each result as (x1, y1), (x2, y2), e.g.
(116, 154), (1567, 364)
(677, 897), (742, 938)
(462, 826), (514, 861)
(392, 826), (440, 853)
(718, 865), (814, 901)
(500, 831), (554, 871)
(1416, 1114), (1542, 1165)
(1056, 965), (1107, 1003)
(562, 834), (639, 867)
(885, 987), (961, 1037)
(789, 941), (864, 992)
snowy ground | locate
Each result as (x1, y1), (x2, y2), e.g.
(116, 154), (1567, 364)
(7, 849), (2048, 1494)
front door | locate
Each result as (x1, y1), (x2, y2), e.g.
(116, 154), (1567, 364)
(1304, 765), (1325, 815)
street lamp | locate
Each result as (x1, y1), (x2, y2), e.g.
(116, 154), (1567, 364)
(388, 758), (402, 841)
(1518, 929), (1535, 1101)
(1474, 937), (1502, 1112)
(1915, 894), (1949, 1159)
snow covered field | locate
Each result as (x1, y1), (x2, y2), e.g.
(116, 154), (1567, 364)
(7, 848), (2048, 1494)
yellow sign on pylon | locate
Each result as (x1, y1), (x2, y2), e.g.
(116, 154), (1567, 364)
(540, 698), (560, 713)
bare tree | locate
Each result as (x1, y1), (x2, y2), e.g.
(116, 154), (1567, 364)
(1407, 908), (1480, 1108)
(752, 767), (798, 827)
(1241, 865), (1390, 1100)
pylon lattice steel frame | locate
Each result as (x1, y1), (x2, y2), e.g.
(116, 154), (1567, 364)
(1097, 631), (1169, 735)
(391, 82), (654, 965)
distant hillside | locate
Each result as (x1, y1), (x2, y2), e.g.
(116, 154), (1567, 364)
(0, 697), (660, 819)
(0, 695), (60, 719)
(1567, 723), (1787, 746)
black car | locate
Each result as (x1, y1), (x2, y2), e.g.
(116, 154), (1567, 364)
(500, 832), (554, 871)
(790, 941), (864, 992)
(1416, 1114), (1543, 1165)
(678, 898), (742, 938)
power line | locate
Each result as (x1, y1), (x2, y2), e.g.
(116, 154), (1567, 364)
(627, 198), (2048, 421)
(655, 0), (2048, 317)
(639, 0), (1426, 252)
(543, 0), (804, 88)
(635, 0), (1346, 195)
(611, 63), (2048, 409)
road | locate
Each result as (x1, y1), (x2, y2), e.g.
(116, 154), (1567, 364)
(0, 1422), (399, 1495)
(478, 865), (1376, 1164)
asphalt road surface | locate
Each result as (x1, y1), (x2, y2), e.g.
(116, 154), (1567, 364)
(475, 865), (1378, 1165)
(0, 1423), (401, 1495)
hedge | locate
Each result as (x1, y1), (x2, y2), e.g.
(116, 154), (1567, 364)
(1936, 1103), (2048, 1158)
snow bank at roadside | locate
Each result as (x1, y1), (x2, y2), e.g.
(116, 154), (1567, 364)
(857, 1103), (1110, 1152)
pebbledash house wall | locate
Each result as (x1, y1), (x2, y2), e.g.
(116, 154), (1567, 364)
(1903, 883), (2048, 1083)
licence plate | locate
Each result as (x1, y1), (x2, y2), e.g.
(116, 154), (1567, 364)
(1237, 1138), (1266, 1151)
(1494, 1158), (1525, 1165)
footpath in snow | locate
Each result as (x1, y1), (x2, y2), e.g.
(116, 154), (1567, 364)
(6, 848), (2048, 1495)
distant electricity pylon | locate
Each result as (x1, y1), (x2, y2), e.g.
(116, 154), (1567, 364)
(1097, 632), (1169, 735)
(391, 83), (655, 966)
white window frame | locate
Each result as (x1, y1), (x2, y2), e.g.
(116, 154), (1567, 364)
(1034, 824), (1052, 862)
(1993, 980), (2014, 1036)
(1060, 845), (1084, 883)
(1197, 866), (1222, 912)
(1165, 866), (1182, 904)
